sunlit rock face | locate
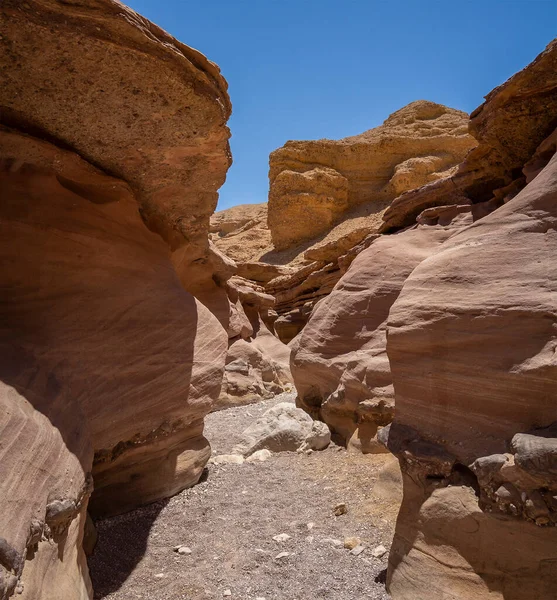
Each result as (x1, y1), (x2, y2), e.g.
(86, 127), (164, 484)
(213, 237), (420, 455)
(384, 40), (557, 600)
(268, 100), (476, 251)
(0, 1), (232, 598)
(210, 102), (475, 342)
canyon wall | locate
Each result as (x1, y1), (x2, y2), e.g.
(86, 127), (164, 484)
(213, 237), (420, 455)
(0, 1), (231, 598)
(384, 39), (557, 600)
(213, 102), (476, 342)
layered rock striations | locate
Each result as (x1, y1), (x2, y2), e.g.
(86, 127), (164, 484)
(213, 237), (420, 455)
(291, 223), (462, 453)
(376, 40), (557, 600)
(0, 2), (231, 598)
(288, 37), (557, 600)
(268, 100), (475, 251)
(385, 129), (557, 600)
(382, 39), (557, 232)
(212, 102), (476, 342)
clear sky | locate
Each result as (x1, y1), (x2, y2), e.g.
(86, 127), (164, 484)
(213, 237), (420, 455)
(126, 0), (556, 210)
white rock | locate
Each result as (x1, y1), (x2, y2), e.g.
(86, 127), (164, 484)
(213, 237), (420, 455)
(232, 403), (331, 456)
(223, 590), (232, 597)
(176, 546), (192, 555)
(272, 533), (291, 543)
(275, 551), (290, 559)
(246, 449), (272, 463)
(372, 544), (388, 558)
(350, 545), (366, 556)
(154, 573), (165, 579)
(307, 522), (315, 530)
(210, 454), (245, 465)
(322, 538), (343, 547)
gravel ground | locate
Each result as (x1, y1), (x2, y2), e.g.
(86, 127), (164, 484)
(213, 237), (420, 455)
(89, 392), (399, 600)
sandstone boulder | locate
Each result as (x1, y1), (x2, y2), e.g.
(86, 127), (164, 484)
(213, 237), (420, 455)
(232, 403), (331, 457)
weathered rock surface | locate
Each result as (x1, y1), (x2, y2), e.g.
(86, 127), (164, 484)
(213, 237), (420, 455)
(382, 39), (557, 233)
(212, 102), (475, 342)
(384, 43), (557, 599)
(232, 403), (331, 457)
(291, 223), (461, 452)
(210, 276), (293, 410)
(210, 203), (271, 264)
(0, 2), (231, 598)
(268, 100), (475, 250)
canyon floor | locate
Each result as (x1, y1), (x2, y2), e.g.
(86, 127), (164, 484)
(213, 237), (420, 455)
(89, 393), (399, 600)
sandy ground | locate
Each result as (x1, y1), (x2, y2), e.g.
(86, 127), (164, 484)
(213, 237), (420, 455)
(88, 393), (400, 600)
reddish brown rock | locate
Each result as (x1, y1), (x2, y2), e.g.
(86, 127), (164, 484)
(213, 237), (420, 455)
(291, 220), (469, 452)
(216, 277), (293, 409)
(382, 39), (557, 232)
(1, 0), (231, 259)
(384, 44), (557, 599)
(0, 2), (231, 598)
(212, 102), (475, 341)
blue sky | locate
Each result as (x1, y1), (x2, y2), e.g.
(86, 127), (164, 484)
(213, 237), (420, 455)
(126, 0), (556, 210)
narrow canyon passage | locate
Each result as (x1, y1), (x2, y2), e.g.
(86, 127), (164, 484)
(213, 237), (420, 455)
(88, 393), (400, 600)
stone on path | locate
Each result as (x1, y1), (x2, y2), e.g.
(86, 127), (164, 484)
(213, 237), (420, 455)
(246, 449), (272, 463)
(272, 533), (291, 542)
(211, 454), (245, 465)
(333, 502), (347, 516)
(371, 544), (387, 558)
(232, 403), (330, 457)
(344, 537), (360, 550)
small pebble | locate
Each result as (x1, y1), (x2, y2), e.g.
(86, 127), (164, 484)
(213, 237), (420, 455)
(154, 573), (165, 579)
(350, 545), (366, 556)
(275, 551), (290, 559)
(372, 544), (388, 558)
(333, 502), (347, 516)
(344, 537), (360, 550)
(272, 533), (291, 542)
(307, 522), (315, 530)
(223, 590), (232, 597)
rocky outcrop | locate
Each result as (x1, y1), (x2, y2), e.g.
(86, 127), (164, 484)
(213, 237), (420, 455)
(210, 203), (272, 264)
(383, 42), (557, 600)
(268, 101), (476, 250)
(215, 276), (293, 409)
(381, 39), (557, 233)
(212, 102), (476, 342)
(291, 223), (461, 452)
(0, 2), (231, 598)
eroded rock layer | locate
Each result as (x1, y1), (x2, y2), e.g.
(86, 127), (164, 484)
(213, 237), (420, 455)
(268, 100), (475, 250)
(291, 223), (461, 452)
(0, 2), (231, 598)
(382, 39), (557, 232)
(382, 41), (557, 600)
(385, 128), (557, 600)
(212, 102), (476, 341)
